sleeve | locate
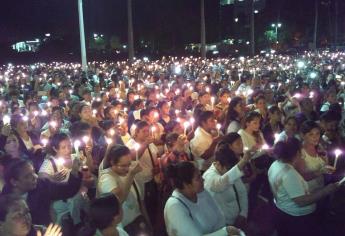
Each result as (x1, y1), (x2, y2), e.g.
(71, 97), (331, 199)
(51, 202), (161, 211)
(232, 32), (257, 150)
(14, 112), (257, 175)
(38, 159), (54, 175)
(165, 200), (227, 236)
(204, 165), (244, 192)
(190, 138), (208, 158)
(282, 170), (307, 199)
(97, 172), (118, 195)
(226, 121), (240, 134)
(236, 180), (248, 218)
(47, 172), (82, 201)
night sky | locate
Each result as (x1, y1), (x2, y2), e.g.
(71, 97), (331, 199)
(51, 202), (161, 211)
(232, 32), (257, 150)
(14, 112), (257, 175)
(0, 0), (344, 52)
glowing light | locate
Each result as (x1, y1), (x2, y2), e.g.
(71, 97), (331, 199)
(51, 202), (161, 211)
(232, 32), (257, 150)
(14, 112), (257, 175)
(82, 136), (90, 144)
(41, 138), (48, 147)
(3, 115), (10, 125)
(56, 158), (65, 166)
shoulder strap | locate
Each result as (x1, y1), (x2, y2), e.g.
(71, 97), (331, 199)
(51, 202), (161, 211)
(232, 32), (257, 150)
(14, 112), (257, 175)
(132, 181), (142, 210)
(171, 196), (193, 220)
(48, 157), (58, 173)
(233, 184), (241, 212)
(147, 146), (155, 167)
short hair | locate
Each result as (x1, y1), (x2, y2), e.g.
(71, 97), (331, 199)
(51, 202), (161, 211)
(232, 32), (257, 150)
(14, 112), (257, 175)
(0, 195), (26, 221)
(198, 111), (214, 126)
(166, 162), (196, 189)
(106, 145), (131, 167)
(89, 194), (121, 230)
(300, 120), (320, 134)
(274, 137), (301, 162)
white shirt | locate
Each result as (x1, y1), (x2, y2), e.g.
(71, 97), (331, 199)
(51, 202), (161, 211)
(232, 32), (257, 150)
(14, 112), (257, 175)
(97, 168), (142, 227)
(268, 160), (316, 216)
(238, 129), (265, 150)
(203, 164), (248, 225)
(190, 127), (214, 171)
(164, 190), (228, 236)
(226, 120), (241, 134)
(126, 139), (158, 186)
(94, 226), (129, 236)
(274, 131), (301, 144)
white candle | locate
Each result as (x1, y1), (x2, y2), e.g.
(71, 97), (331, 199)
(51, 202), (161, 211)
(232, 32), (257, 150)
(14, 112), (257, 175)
(41, 138), (48, 147)
(183, 121), (190, 136)
(189, 117), (195, 131)
(211, 96), (215, 110)
(2, 115), (10, 125)
(216, 123), (221, 136)
(334, 149), (342, 169)
(150, 126), (156, 137)
(134, 143), (140, 161)
(74, 140), (81, 156)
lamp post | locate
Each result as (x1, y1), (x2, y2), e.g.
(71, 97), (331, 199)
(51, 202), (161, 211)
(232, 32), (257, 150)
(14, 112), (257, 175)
(77, 0), (87, 72)
(271, 22), (282, 44)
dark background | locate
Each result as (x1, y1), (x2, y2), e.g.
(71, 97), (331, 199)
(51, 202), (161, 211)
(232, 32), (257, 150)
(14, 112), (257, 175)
(0, 0), (344, 63)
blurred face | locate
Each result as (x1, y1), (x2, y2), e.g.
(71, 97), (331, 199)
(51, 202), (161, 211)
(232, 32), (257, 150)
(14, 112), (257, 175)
(323, 120), (338, 139)
(199, 94), (210, 105)
(303, 128), (320, 146)
(80, 105), (92, 120)
(4, 135), (19, 158)
(255, 98), (266, 110)
(285, 119), (298, 134)
(135, 125), (150, 142)
(234, 101), (245, 117)
(201, 116), (216, 131)
(1, 200), (31, 236)
(270, 110), (282, 122)
(161, 103), (170, 115)
(11, 163), (38, 193)
(327, 93), (337, 104)
(220, 93), (230, 104)
(246, 117), (261, 132)
(229, 138), (244, 156)
(185, 168), (204, 194)
(111, 154), (132, 176)
(301, 99), (314, 113)
(56, 139), (72, 158)
(16, 120), (28, 133)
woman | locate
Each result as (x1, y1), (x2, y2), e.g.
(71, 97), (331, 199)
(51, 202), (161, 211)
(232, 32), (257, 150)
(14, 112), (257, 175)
(223, 97), (245, 134)
(1, 159), (82, 226)
(164, 161), (242, 236)
(238, 111), (267, 151)
(274, 116), (299, 144)
(295, 121), (333, 193)
(157, 100), (171, 129)
(203, 134), (250, 227)
(97, 145), (151, 235)
(7, 114), (44, 170)
(262, 106), (284, 146)
(39, 133), (91, 227)
(86, 194), (128, 236)
(269, 137), (340, 236)
(0, 195), (62, 236)
(254, 95), (268, 126)
(126, 121), (159, 226)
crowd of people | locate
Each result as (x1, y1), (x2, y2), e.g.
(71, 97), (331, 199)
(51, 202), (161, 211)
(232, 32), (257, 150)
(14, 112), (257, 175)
(0, 50), (344, 236)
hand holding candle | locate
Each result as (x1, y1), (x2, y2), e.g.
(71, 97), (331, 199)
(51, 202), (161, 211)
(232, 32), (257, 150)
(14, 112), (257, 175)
(334, 149), (342, 169)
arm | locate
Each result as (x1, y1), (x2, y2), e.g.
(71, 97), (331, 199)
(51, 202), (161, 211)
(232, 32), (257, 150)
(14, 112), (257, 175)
(292, 183), (338, 207)
(47, 172), (82, 201)
(236, 180), (248, 218)
(204, 165), (244, 192)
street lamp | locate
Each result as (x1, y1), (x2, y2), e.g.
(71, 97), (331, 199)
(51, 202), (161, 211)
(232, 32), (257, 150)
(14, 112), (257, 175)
(271, 22), (282, 43)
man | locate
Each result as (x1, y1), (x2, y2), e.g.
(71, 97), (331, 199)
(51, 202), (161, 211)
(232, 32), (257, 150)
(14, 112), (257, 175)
(190, 111), (222, 172)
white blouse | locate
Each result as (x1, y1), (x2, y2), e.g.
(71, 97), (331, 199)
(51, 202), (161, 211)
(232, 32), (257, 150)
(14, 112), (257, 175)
(203, 164), (248, 225)
(164, 190), (228, 236)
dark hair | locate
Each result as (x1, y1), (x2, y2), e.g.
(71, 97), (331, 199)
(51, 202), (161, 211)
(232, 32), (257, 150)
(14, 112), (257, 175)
(254, 95), (266, 104)
(300, 120), (320, 134)
(215, 146), (238, 169)
(134, 120), (149, 133)
(198, 111), (214, 127)
(166, 162), (196, 189)
(105, 145), (130, 168)
(224, 97), (243, 130)
(70, 121), (91, 139)
(165, 132), (179, 148)
(4, 159), (32, 186)
(284, 115), (297, 125)
(243, 111), (261, 128)
(268, 105), (280, 115)
(0, 195), (26, 221)
(89, 194), (121, 230)
(274, 137), (301, 162)
(49, 132), (70, 156)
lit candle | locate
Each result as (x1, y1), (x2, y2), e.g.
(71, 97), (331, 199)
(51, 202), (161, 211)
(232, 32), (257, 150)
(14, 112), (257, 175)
(109, 129), (115, 136)
(334, 149), (342, 169)
(106, 138), (113, 145)
(74, 140), (81, 156)
(216, 123), (221, 136)
(150, 126), (156, 137)
(50, 121), (57, 129)
(41, 138), (48, 147)
(92, 109), (97, 117)
(33, 111), (39, 117)
(274, 133), (280, 143)
(2, 115), (10, 125)
(211, 96), (215, 110)
(82, 136), (90, 144)
(261, 144), (270, 151)
(134, 143), (140, 161)
(189, 117), (195, 131)
(183, 121), (190, 136)
(56, 157), (65, 167)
